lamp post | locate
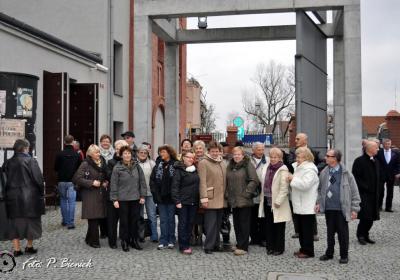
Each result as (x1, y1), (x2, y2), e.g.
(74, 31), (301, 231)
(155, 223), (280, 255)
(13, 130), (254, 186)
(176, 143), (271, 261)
(198, 17), (207, 29)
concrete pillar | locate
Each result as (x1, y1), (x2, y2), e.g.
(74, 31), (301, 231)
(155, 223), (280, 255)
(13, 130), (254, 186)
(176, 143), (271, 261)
(164, 42), (180, 150)
(133, 16), (153, 144)
(333, 36), (345, 155)
(343, 3), (362, 168)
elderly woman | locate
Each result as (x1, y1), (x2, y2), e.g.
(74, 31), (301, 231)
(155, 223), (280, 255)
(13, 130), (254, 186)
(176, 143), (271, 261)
(171, 151), (200, 254)
(2, 139), (45, 256)
(259, 148), (291, 256)
(73, 144), (108, 248)
(110, 146), (146, 252)
(193, 140), (206, 163)
(105, 139), (128, 249)
(99, 134), (115, 163)
(226, 146), (260, 256)
(137, 144), (158, 243)
(288, 147), (319, 258)
(150, 145), (178, 250)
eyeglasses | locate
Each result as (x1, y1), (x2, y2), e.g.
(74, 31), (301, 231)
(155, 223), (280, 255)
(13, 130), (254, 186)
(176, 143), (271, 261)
(325, 155), (336, 158)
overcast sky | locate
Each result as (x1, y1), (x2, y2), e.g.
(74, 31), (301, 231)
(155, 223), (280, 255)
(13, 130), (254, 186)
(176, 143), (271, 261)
(187, 0), (400, 131)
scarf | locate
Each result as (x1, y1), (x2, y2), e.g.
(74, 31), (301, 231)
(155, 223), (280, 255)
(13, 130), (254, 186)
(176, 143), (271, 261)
(99, 146), (115, 162)
(264, 161), (284, 205)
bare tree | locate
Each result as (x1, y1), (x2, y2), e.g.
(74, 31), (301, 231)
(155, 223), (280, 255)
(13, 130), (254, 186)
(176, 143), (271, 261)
(200, 91), (216, 133)
(243, 60), (295, 134)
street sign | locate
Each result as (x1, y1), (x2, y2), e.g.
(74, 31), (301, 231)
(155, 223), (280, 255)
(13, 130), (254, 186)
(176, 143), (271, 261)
(233, 116), (244, 127)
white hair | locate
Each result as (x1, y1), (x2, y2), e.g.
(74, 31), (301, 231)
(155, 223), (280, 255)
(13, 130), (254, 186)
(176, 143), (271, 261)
(252, 142), (264, 150)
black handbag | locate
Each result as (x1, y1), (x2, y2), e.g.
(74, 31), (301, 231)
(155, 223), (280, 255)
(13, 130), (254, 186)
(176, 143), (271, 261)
(137, 217), (151, 240)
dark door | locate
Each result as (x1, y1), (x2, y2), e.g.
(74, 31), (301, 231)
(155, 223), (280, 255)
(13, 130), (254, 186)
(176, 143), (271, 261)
(43, 71), (67, 204)
(69, 83), (98, 153)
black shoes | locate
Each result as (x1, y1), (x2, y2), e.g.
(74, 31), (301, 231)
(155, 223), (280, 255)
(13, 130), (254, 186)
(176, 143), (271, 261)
(339, 258), (349, 264)
(358, 237), (367, 245)
(204, 249), (213, 254)
(365, 237), (375, 244)
(121, 241), (130, 252)
(109, 244), (117, 249)
(319, 255), (333, 261)
(385, 209), (394, 212)
(131, 239), (143, 250)
(273, 251), (284, 256)
(25, 246), (38, 254)
(291, 233), (299, 239)
(259, 241), (267, 247)
(67, 225), (75, 230)
(13, 250), (23, 257)
(267, 249), (274, 255)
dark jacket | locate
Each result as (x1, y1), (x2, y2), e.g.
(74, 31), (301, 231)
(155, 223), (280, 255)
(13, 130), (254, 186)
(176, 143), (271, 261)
(377, 148), (400, 181)
(171, 162), (200, 205)
(73, 157), (108, 219)
(105, 154), (122, 201)
(110, 161), (147, 201)
(225, 156), (260, 208)
(286, 146), (326, 174)
(352, 153), (380, 221)
(0, 166), (10, 241)
(54, 145), (82, 182)
(150, 159), (176, 204)
(3, 153), (45, 218)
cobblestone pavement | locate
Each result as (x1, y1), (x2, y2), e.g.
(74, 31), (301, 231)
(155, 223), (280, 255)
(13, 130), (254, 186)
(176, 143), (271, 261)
(1, 190), (400, 280)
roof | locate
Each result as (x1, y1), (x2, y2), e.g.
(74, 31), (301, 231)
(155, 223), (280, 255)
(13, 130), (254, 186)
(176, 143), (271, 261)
(362, 116), (385, 135)
(0, 12), (103, 64)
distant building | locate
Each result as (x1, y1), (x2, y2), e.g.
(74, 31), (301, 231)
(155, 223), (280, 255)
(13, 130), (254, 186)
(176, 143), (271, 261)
(186, 78), (201, 136)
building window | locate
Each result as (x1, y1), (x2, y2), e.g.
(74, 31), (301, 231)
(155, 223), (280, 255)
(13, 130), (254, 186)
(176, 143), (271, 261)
(113, 121), (123, 141)
(113, 40), (123, 96)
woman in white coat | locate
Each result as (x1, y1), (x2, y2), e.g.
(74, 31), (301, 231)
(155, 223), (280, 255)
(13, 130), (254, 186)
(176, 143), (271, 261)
(259, 148), (291, 256)
(288, 147), (319, 258)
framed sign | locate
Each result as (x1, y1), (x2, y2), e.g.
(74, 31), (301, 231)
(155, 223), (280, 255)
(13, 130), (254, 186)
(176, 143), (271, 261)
(16, 87), (33, 118)
(0, 90), (5, 115)
(0, 118), (26, 148)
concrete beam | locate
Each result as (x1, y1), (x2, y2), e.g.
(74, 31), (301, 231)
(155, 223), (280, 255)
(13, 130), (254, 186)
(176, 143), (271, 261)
(164, 43), (180, 150)
(151, 19), (177, 43)
(176, 24), (335, 44)
(312, 11), (327, 24)
(135, 0), (359, 18)
(133, 16), (153, 144)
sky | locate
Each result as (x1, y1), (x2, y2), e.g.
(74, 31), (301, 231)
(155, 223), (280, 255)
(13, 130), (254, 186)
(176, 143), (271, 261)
(187, 0), (400, 131)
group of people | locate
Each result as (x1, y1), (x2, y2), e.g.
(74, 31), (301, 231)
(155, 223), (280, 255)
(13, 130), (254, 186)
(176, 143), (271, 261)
(0, 130), (398, 264)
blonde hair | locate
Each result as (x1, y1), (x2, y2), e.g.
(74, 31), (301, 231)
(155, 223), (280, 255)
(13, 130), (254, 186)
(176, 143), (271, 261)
(295, 147), (314, 162)
(269, 147), (283, 160)
(114, 139), (129, 150)
(193, 140), (206, 150)
(232, 146), (245, 155)
(86, 144), (101, 158)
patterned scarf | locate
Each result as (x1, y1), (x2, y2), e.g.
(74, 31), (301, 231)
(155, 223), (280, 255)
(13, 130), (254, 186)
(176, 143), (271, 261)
(264, 161), (284, 206)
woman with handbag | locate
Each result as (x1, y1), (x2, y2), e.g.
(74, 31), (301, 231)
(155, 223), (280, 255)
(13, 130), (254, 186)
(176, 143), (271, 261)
(2, 139), (45, 256)
(73, 144), (108, 248)
(225, 146), (260, 256)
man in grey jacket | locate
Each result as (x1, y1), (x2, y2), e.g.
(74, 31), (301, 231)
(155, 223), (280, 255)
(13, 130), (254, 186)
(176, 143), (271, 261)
(315, 149), (361, 264)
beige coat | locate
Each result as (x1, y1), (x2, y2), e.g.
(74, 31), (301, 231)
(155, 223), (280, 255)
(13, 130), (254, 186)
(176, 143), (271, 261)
(198, 154), (227, 209)
(258, 164), (292, 223)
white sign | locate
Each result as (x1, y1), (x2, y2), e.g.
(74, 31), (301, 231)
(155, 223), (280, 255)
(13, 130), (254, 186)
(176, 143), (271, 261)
(0, 118), (26, 148)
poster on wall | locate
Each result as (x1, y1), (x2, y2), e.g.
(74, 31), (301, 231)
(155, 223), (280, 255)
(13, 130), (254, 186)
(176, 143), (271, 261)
(0, 118), (26, 148)
(0, 90), (5, 115)
(16, 87), (33, 118)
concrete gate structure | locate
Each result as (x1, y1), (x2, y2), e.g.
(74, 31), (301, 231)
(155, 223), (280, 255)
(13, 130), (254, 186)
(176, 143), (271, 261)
(133, 0), (361, 168)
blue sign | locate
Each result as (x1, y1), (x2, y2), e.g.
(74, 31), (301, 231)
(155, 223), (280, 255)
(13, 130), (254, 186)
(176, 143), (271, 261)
(237, 126), (245, 140)
(233, 116), (244, 127)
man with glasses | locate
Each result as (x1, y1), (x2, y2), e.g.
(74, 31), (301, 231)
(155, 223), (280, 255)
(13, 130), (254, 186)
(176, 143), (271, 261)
(316, 149), (360, 264)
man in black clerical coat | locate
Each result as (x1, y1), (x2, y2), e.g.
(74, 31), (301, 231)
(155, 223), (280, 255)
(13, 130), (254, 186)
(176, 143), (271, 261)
(352, 140), (380, 245)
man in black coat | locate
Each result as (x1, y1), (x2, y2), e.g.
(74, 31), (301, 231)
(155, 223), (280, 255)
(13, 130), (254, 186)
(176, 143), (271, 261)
(286, 133), (324, 240)
(352, 140), (380, 245)
(54, 135), (81, 229)
(376, 139), (400, 212)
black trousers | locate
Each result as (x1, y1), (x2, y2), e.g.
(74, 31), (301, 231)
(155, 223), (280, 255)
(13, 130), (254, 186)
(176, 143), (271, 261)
(295, 214), (315, 257)
(264, 203), (286, 252)
(106, 201), (119, 246)
(86, 219), (101, 245)
(325, 210), (349, 259)
(250, 204), (266, 244)
(357, 219), (374, 239)
(119, 200), (140, 242)
(290, 201), (318, 235)
(379, 179), (395, 210)
(178, 205), (197, 250)
(221, 207), (231, 244)
(232, 207), (252, 251)
(203, 209), (223, 250)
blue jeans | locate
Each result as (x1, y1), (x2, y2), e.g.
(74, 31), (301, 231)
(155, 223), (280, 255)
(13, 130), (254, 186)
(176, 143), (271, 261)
(145, 196), (158, 241)
(158, 203), (176, 245)
(57, 182), (76, 226)
(178, 204), (197, 250)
